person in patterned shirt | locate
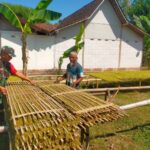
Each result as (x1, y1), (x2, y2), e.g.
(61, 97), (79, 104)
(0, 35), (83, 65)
(0, 46), (34, 99)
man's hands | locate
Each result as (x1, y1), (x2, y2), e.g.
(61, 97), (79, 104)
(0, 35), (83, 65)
(54, 77), (64, 84)
(15, 72), (36, 86)
(72, 77), (83, 88)
(72, 82), (77, 88)
(0, 86), (7, 95)
(28, 80), (36, 86)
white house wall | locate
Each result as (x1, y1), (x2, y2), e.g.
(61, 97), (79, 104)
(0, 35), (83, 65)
(54, 24), (83, 69)
(1, 31), (54, 70)
(27, 34), (54, 70)
(84, 39), (120, 69)
(84, 0), (121, 69)
(120, 27), (143, 68)
(85, 0), (121, 40)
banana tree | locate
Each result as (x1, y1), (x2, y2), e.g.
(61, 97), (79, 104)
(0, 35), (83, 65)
(0, 0), (61, 75)
(58, 24), (85, 72)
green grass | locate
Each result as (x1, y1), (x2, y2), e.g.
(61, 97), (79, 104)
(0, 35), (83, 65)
(90, 70), (150, 82)
(90, 91), (150, 150)
(7, 76), (21, 82)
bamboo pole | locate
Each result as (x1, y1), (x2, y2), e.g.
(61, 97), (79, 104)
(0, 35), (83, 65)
(79, 86), (150, 93)
(120, 99), (150, 110)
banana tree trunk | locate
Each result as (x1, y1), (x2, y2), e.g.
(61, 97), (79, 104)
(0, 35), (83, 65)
(58, 65), (62, 75)
(58, 57), (63, 75)
(21, 33), (28, 76)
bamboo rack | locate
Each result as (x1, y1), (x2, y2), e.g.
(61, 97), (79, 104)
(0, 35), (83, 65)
(5, 82), (81, 150)
(4, 81), (125, 149)
(37, 81), (125, 127)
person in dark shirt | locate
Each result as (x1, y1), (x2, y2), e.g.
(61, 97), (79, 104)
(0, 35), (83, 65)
(56, 52), (84, 88)
(0, 46), (34, 97)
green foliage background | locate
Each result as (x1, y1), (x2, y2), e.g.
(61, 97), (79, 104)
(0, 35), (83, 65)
(118, 0), (150, 66)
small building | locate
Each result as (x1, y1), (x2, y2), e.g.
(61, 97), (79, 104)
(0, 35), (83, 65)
(0, 0), (149, 72)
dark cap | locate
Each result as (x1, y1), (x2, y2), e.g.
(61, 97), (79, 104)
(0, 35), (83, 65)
(1, 46), (16, 57)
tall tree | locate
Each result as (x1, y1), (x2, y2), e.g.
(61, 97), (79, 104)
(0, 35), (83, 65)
(127, 0), (150, 64)
(117, 0), (131, 17)
(0, 0), (61, 75)
(118, 0), (150, 65)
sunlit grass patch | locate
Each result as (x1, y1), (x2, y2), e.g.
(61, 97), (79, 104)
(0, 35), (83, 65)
(90, 70), (150, 82)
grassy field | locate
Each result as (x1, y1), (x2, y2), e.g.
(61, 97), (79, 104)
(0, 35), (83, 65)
(8, 70), (150, 82)
(90, 70), (150, 82)
(90, 91), (150, 150)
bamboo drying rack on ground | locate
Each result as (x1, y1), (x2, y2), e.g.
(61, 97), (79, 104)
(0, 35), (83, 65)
(5, 82), (81, 150)
(37, 81), (125, 127)
(4, 81), (125, 150)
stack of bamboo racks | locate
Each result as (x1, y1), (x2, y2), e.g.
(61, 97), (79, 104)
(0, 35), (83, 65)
(5, 82), (81, 150)
(4, 81), (125, 149)
(37, 81), (125, 127)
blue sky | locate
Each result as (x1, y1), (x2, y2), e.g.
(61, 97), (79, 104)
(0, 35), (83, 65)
(0, 0), (92, 20)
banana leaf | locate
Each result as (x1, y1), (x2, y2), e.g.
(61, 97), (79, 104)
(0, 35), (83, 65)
(30, 0), (61, 24)
(3, 3), (32, 20)
(43, 9), (62, 21)
(75, 23), (85, 52)
(58, 42), (84, 69)
(35, 0), (52, 11)
(29, 9), (61, 25)
(0, 3), (23, 31)
(63, 42), (84, 58)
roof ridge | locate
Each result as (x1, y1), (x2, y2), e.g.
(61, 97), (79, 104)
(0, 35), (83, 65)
(61, 0), (100, 22)
(57, 0), (103, 30)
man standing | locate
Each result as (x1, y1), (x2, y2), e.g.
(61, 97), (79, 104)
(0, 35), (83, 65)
(56, 52), (84, 88)
(0, 46), (34, 99)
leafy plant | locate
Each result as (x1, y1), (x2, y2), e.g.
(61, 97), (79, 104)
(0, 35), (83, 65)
(3, 3), (32, 20)
(118, 0), (150, 66)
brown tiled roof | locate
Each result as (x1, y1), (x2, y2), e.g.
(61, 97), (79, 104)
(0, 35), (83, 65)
(0, 15), (57, 34)
(32, 23), (58, 33)
(56, 0), (128, 30)
(19, 18), (58, 34)
(109, 0), (127, 24)
(57, 0), (104, 29)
